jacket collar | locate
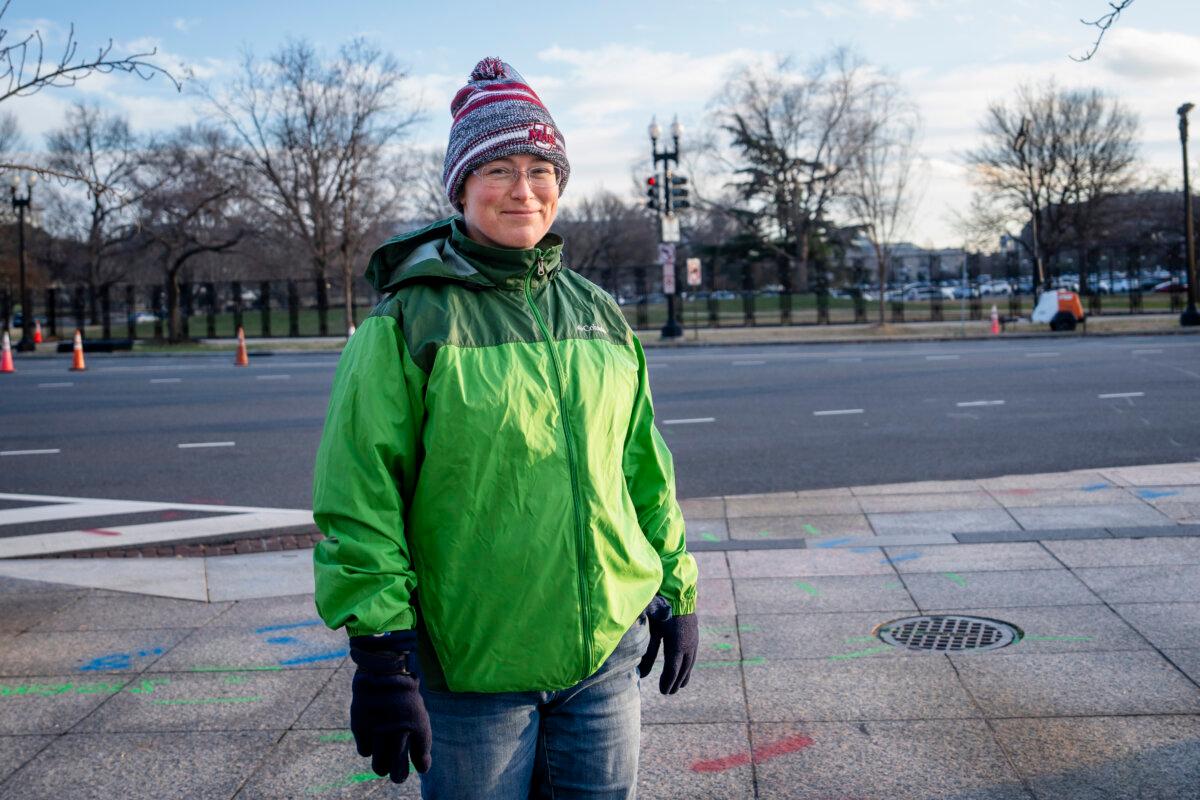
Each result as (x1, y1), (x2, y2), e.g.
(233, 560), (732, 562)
(448, 219), (564, 293)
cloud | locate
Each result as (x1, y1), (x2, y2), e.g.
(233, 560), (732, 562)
(858, 0), (919, 21)
(172, 17), (201, 33)
(1098, 28), (1200, 81)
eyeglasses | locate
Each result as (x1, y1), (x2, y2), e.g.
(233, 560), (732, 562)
(471, 164), (559, 189)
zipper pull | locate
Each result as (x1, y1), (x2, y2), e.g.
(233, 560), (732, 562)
(537, 256), (546, 277)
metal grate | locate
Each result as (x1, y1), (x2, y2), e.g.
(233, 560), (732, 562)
(873, 615), (1022, 653)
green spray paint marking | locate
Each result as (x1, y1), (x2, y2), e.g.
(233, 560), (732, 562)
(1024, 635), (1093, 642)
(0, 678), (169, 699)
(794, 581), (820, 597)
(695, 657), (766, 669)
(700, 532), (719, 542)
(803, 524), (822, 536)
(318, 731), (355, 742)
(711, 642), (734, 651)
(829, 646), (891, 660)
(757, 530), (772, 537)
(153, 695), (264, 706)
(943, 572), (968, 587)
(844, 635), (877, 643)
(883, 582), (905, 590)
(305, 771), (384, 795)
(701, 624), (758, 635)
(223, 676), (247, 686)
(190, 665), (283, 672)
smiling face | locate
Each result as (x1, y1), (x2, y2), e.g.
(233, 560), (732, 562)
(460, 153), (560, 250)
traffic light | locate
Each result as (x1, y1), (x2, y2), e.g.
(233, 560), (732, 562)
(646, 176), (660, 211)
(669, 174), (690, 210)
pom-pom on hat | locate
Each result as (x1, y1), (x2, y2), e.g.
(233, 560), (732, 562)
(443, 57), (570, 210)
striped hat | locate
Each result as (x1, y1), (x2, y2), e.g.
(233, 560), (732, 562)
(443, 57), (570, 210)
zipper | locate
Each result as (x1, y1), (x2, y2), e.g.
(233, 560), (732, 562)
(523, 254), (594, 669)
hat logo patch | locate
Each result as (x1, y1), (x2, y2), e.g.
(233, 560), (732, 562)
(527, 123), (557, 151)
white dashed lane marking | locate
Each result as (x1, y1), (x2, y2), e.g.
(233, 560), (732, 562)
(1099, 392), (1144, 399)
(925, 355), (959, 361)
(1131, 349), (1162, 355)
(814, 409), (864, 416)
(177, 441), (236, 449)
(37, 382), (73, 388)
(149, 378), (182, 384)
(956, 400), (1005, 407)
(731, 360), (765, 366)
(1, 449), (61, 457)
(1025, 352), (1060, 358)
(255, 374), (291, 380)
(661, 418), (715, 425)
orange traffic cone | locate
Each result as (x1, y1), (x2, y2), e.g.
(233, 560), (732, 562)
(70, 329), (86, 371)
(234, 326), (249, 367)
(1, 330), (14, 373)
(990, 304), (1000, 335)
(33, 319), (42, 344)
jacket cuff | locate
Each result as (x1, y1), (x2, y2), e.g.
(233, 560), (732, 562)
(348, 629), (419, 674)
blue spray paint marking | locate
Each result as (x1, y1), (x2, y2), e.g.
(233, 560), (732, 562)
(1080, 483), (1110, 492)
(266, 636), (298, 645)
(278, 648), (348, 666)
(1136, 489), (1179, 500)
(881, 552), (922, 565)
(850, 546), (877, 554)
(254, 620), (323, 634)
(78, 647), (164, 672)
(813, 537), (854, 549)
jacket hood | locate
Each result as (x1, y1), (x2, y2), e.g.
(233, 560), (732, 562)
(366, 216), (564, 294)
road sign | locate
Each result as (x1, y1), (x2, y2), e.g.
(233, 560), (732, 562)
(660, 214), (681, 243)
(658, 244), (676, 295)
(686, 258), (702, 287)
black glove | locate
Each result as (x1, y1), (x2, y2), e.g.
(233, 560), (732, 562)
(348, 630), (432, 783)
(637, 595), (699, 695)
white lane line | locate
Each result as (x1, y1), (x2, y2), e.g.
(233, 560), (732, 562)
(255, 374), (291, 380)
(731, 360), (765, 366)
(177, 441), (236, 449)
(956, 400), (1005, 407)
(1098, 392), (1144, 399)
(150, 378), (182, 384)
(37, 382), (73, 388)
(0, 449), (61, 457)
(828, 357), (863, 363)
(1131, 349), (1162, 355)
(661, 418), (715, 425)
(1025, 352), (1060, 358)
(925, 355), (959, 361)
(814, 408), (864, 416)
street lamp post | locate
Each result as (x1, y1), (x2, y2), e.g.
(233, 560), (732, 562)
(9, 173), (36, 351)
(1178, 102), (1199, 326)
(650, 116), (683, 339)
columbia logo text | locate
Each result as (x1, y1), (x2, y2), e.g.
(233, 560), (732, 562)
(576, 324), (608, 335)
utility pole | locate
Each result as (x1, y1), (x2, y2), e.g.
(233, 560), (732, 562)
(648, 116), (690, 339)
(1178, 102), (1199, 326)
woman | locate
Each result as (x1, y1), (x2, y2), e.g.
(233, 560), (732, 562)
(312, 57), (699, 799)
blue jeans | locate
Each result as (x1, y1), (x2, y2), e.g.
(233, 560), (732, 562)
(418, 616), (650, 800)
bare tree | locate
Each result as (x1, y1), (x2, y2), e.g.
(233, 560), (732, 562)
(964, 81), (1139, 293)
(1072, 0), (1135, 62)
(137, 126), (246, 341)
(843, 80), (922, 323)
(206, 39), (420, 333)
(407, 147), (453, 223)
(0, 1), (176, 184)
(556, 190), (657, 292)
(711, 49), (875, 297)
(44, 102), (154, 320)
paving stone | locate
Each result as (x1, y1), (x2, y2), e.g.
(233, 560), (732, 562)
(951, 651), (1200, 717)
(733, 575), (916, 615)
(0, 730), (277, 800)
(727, 513), (872, 540)
(744, 655), (979, 722)
(0, 558), (208, 600)
(751, 720), (1030, 800)
(0, 593), (85, 634)
(697, 577), (735, 616)
(1154, 501), (1200, 522)
(1136, 485), (1200, 504)
(204, 551), (314, 601)
(991, 715), (1200, 800)
(32, 594), (233, 632)
(685, 518), (728, 542)
(693, 551), (729, 580)
(0, 630), (188, 677)
(1109, 523), (1200, 538)
(0, 576), (82, 596)
(988, 487), (1143, 508)
(738, 612), (920, 661)
(857, 492), (1001, 513)
(0, 734), (52, 784)
(73, 668), (334, 732)
(295, 661), (353, 729)
(725, 495), (862, 518)
(920, 604), (1151, 656)
(1110, 602), (1200, 650)
(0, 675), (159, 734)
(851, 479), (983, 495)
(978, 470), (1113, 491)
(678, 497), (725, 519)
(1163, 648), (1200, 684)
(638, 722), (754, 800)
(869, 509), (1020, 536)
(692, 616), (743, 663)
(1044, 536), (1200, 567)
(884, 542), (1061, 573)
(200, 594), (325, 628)
(233, 728), (420, 799)
(1100, 463), (1200, 487)
(905, 569), (1101, 610)
(148, 621), (348, 672)
(1009, 503), (1174, 531)
(954, 528), (1110, 543)
(640, 658), (746, 724)
(833, 532), (959, 547)
(728, 549), (893, 579)
(1074, 564), (1200, 604)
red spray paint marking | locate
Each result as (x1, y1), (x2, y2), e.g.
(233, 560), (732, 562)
(158, 510), (183, 521)
(83, 529), (121, 537)
(690, 733), (815, 772)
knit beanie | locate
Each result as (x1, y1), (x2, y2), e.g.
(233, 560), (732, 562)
(443, 57), (570, 211)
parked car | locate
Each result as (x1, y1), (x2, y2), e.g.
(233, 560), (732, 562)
(127, 311), (159, 324)
(903, 286), (945, 301)
(1152, 279), (1186, 293)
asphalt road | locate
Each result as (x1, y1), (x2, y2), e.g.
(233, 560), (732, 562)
(0, 335), (1197, 511)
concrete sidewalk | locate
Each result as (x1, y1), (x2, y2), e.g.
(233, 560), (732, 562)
(0, 461), (1198, 798)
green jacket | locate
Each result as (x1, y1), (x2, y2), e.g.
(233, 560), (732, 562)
(312, 217), (698, 693)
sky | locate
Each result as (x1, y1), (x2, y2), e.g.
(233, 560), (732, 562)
(16, 0), (1200, 248)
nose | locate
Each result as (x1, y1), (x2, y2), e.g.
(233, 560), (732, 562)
(509, 174), (535, 199)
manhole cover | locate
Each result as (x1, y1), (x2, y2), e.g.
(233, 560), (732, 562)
(873, 615), (1022, 653)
